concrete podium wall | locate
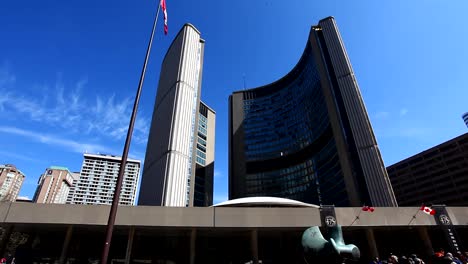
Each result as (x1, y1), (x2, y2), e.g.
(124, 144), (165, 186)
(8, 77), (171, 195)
(0, 202), (466, 228)
(334, 207), (437, 226)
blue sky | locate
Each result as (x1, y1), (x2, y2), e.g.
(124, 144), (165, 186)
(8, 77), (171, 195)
(1, 1), (467, 203)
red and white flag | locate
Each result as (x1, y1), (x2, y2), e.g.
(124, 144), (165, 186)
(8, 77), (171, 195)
(420, 205), (436, 215)
(362, 205), (375, 212)
(160, 0), (168, 35)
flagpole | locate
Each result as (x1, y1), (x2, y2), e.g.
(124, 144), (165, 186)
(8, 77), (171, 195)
(100, 2), (161, 263)
(408, 204), (423, 225)
(349, 207), (363, 226)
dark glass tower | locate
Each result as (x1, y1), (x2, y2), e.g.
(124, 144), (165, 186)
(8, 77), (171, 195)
(229, 17), (397, 207)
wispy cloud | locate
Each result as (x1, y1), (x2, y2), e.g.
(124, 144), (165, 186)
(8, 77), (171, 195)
(0, 67), (150, 145)
(0, 150), (43, 163)
(0, 126), (115, 154)
(129, 150), (145, 162)
(400, 108), (408, 116)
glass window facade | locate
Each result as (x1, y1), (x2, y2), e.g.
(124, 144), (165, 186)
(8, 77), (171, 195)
(230, 18), (397, 207)
(194, 102), (214, 207)
(196, 112), (208, 166)
(230, 45), (349, 206)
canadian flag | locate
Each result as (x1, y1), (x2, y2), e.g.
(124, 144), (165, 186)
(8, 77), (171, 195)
(362, 205), (375, 212)
(160, 0), (168, 35)
(420, 205), (436, 215)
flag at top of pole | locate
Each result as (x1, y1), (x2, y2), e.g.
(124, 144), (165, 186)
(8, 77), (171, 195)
(420, 204), (436, 215)
(100, 1), (169, 263)
(160, 0), (168, 35)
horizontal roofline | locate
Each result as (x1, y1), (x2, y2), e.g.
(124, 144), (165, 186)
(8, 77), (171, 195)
(48, 166), (71, 173)
(212, 196), (320, 208)
(387, 132), (468, 168)
(231, 26), (313, 95)
(319, 16), (335, 23)
(83, 153), (141, 163)
(183, 23), (201, 34)
(200, 100), (216, 114)
(0, 164), (26, 177)
(162, 23), (202, 65)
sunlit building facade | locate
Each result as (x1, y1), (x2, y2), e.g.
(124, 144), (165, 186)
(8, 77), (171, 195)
(194, 102), (215, 207)
(68, 153), (140, 205)
(139, 24), (215, 207)
(0, 164), (25, 202)
(33, 166), (77, 204)
(229, 17), (397, 207)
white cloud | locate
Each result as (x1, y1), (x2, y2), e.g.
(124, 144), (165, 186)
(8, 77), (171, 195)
(0, 70), (150, 144)
(129, 151), (145, 162)
(0, 126), (114, 154)
(399, 108), (408, 116)
(0, 150), (43, 163)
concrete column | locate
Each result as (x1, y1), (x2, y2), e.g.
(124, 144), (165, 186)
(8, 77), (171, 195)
(58, 225), (73, 264)
(189, 228), (197, 264)
(0, 225), (13, 256)
(250, 229), (259, 264)
(365, 229), (379, 259)
(124, 227), (135, 264)
(417, 227), (434, 257)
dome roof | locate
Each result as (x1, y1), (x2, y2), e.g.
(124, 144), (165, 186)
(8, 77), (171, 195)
(212, 196), (319, 208)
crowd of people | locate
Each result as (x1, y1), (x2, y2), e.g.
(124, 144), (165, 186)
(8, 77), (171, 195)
(370, 250), (468, 264)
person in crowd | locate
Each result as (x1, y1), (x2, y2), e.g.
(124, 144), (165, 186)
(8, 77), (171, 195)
(388, 254), (399, 263)
(399, 256), (410, 264)
(433, 250), (446, 264)
(370, 257), (382, 264)
(443, 252), (457, 264)
(449, 252), (463, 264)
(457, 252), (467, 264)
(410, 254), (425, 264)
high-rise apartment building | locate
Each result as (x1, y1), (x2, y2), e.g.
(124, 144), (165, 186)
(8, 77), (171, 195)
(66, 171), (80, 204)
(68, 153), (140, 205)
(139, 24), (215, 207)
(229, 17), (397, 207)
(388, 132), (468, 206)
(0, 164), (25, 202)
(463, 112), (468, 128)
(33, 166), (77, 204)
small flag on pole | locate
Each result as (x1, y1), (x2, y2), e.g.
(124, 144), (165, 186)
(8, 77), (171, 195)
(362, 205), (375, 212)
(420, 205), (436, 215)
(160, 0), (168, 35)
